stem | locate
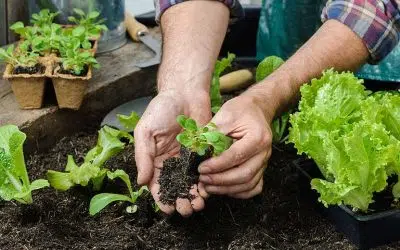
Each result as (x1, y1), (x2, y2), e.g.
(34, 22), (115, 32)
(5, 170), (32, 204)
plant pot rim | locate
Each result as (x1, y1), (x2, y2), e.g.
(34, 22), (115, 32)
(3, 63), (47, 79)
(53, 65), (92, 80)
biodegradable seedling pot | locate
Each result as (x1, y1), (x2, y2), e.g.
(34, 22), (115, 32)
(52, 65), (92, 110)
(3, 62), (49, 109)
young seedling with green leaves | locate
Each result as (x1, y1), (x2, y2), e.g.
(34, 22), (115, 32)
(68, 8), (108, 39)
(60, 49), (99, 76)
(210, 53), (236, 113)
(30, 9), (60, 29)
(176, 115), (233, 156)
(0, 125), (49, 204)
(89, 170), (149, 215)
(0, 45), (40, 69)
(47, 112), (139, 191)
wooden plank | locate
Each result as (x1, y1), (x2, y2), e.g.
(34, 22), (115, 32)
(0, 0), (6, 45)
(6, 0), (29, 43)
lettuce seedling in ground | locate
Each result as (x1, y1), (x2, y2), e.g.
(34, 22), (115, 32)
(47, 112), (139, 191)
(211, 53), (236, 113)
(0, 125), (49, 204)
(89, 170), (149, 216)
(289, 69), (400, 212)
(158, 115), (233, 205)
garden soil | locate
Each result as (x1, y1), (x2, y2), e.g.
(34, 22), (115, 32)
(1, 130), (399, 250)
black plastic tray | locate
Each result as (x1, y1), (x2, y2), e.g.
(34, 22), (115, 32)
(292, 158), (400, 249)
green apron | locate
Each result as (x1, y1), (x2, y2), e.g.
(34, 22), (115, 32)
(256, 0), (400, 82)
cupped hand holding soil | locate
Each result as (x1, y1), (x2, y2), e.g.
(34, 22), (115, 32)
(134, 92), (211, 216)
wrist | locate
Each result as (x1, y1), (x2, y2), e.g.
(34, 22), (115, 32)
(241, 72), (296, 123)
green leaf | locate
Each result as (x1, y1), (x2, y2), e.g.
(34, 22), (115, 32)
(9, 22), (24, 31)
(107, 169), (134, 198)
(256, 56), (284, 82)
(29, 179), (50, 191)
(88, 11), (100, 19)
(89, 193), (132, 216)
(184, 118), (198, 131)
(46, 170), (74, 191)
(176, 133), (191, 148)
(117, 112), (140, 131)
(177, 115), (187, 128)
(72, 26), (86, 37)
(214, 53), (235, 77)
(73, 8), (85, 16)
(0, 125), (34, 204)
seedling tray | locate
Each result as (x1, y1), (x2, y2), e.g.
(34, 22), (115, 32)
(292, 158), (400, 249)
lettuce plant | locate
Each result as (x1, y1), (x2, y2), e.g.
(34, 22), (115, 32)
(0, 125), (49, 204)
(89, 170), (149, 215)
(47, 112), (139, 191)
(176, 115), (233, 156)
(61, 50), (99, 76)
(210, 53), (236, 113)
(0, 45), (40, 68)
(289, 69), (400, 212)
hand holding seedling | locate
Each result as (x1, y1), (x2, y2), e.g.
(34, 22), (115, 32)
(198, 95), (273, 198)
(134, 91), (211, 217)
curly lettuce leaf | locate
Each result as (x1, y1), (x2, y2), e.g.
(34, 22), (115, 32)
(117, 111), (140, 132)
(0, 125), (48, 204)
(289, 69), (400, 212)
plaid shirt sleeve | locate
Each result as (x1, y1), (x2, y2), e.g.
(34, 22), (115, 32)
(322, 0), (400, 63)
(155, 0), (244, 23)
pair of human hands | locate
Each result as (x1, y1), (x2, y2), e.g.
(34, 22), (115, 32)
(134, 89), (273, 217)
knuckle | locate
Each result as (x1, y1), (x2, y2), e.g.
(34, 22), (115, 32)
(233, 152), (246, 165)
(242, 168), (254, 182)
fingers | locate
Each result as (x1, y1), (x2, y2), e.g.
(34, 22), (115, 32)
(229, 178), (264, 199)
(149, 167), (175, 214)
(190, 184), (205, 211)
(204, 168), (264, 195)
(199, 151), (268, 186)
(198, 135), (260, 174)
(176, 198), (193, 217)
(198, 182), (210, 199)
(134, 127), (156, 185)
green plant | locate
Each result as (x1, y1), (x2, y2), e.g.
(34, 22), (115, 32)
(61, 50), (99, 76)
(210, 53), (236, 113)
(61, 26), (93, 51)
(47, 112), (139, 191)
(68, 8), (108, 38)
(30, 9), (60, 29)
(256, 56), (284, 82)
(9, 22), (39, 40)
(117, 112), (140, 131)
(0, 45), (40, 68)
(176, 115), (233, 156)
(271, 111), (291, 144)
(47, 126), (133, 191)
(89, 170), (149, 216)
(40, 23), (63, 52)
(0, 125), (49, 204)
(288, 69), (400, 212)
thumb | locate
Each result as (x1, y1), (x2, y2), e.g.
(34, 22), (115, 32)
(134, 128), (155, 185)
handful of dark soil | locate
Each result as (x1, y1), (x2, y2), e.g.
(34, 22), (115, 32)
(158, 147), (211, 205)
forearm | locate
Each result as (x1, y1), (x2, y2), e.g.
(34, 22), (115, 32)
(245, 20), (369, 121)
(157, 1), (229, 94)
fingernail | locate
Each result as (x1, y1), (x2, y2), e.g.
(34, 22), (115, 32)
(199, 175), (212, 184)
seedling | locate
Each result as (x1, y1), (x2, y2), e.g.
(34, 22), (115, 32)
(61, 50), (100, 76)
(0, 45), (40, 68)
(47, 112), (139, 191)
(9, 22), (39, 40)
(0, 125), (49, 204)
(68, 8), (108, 39)
(210, 53), (236, 113)
(89, 169), (149, 216)
(30, 9), (60, 29)
(176, 115), (233, 156)
(255, 56), (284, 82)
(272, 111), (292, 144)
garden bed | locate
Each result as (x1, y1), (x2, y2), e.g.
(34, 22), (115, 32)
(0, 129), (398, 249)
